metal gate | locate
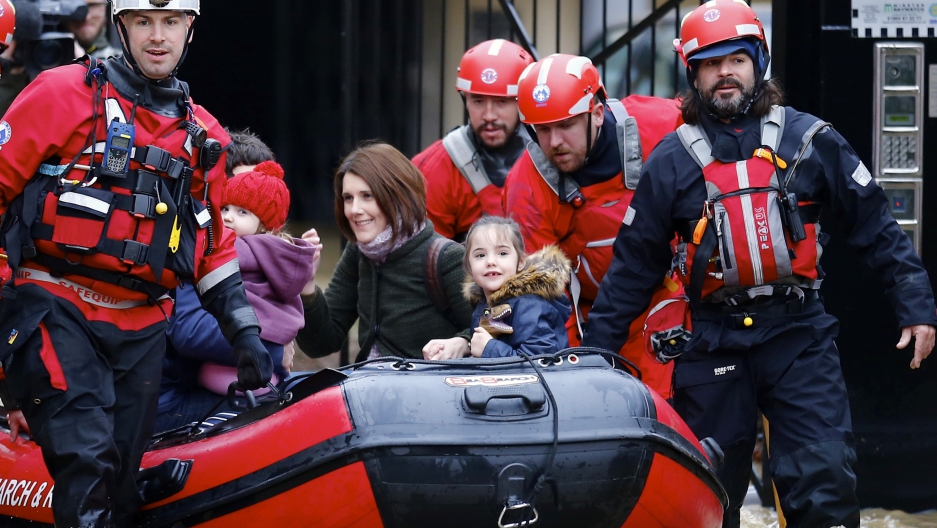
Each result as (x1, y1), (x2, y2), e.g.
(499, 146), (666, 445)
(415, 0), (703, 149)
(231, 1), (769, 221)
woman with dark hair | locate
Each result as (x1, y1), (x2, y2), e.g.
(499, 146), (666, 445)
(298, 142), (473, 361)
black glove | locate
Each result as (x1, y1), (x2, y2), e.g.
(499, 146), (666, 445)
(197, 270), (273, 391)
(232, 330), (273, 391)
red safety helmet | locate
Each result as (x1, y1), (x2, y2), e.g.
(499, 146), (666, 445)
(674, 0), (768, 64)
(516, 54), (606, 125)
(0, 0), (15, 55)
(673, 0), (770, 99)
(456, 39), (533, 98)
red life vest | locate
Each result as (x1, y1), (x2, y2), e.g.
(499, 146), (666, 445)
(505, 95), (681, 398)
(676, 106), (827, 302)
(2, 77), (221, 299)
(528, 97), (679, 308)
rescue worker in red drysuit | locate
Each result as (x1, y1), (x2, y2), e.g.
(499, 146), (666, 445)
(502, 53), (682, 397)
(412, 39), (533, 241)
(0, 1), (273, 526)
(582, 1), (936, 526)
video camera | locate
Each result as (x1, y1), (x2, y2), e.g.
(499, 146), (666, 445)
(19, 0), (88, 79)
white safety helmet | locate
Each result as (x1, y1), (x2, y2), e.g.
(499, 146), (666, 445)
(112, 0), (199, 16)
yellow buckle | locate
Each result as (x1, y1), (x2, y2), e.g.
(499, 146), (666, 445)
(754, 148), (787, 169)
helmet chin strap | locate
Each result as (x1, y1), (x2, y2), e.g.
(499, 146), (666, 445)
(585, 111), (593, 160)
(115, 13), (196, 81)
(583, 101), (604, 165)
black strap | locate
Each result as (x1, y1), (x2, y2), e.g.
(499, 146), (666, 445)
(28, 253), (169, 299)
(19, 177), (45, 261)
(798, 203), (821, 224)
(122, 169), (163, 195)
(687, 223), (718, 313)
(146, 178), (178, 281)
(681, 203), (820, 242)
(96, 238), (149, 265)
(697, 289), (819, 315)
(82, 55), (105, 87)
(425, 237), (460, 328)
(130, 146), (191, 180)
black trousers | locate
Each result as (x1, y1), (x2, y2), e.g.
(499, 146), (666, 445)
(673, 302), (859, 528)
(4, 283), (165, 528)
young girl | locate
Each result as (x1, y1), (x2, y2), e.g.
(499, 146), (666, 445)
(460, 216), (571, 358)
(158, 161), (316, 430)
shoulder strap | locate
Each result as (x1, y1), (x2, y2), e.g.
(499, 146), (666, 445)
(676, 123), (715, 169)
(760, 105), (786, 151)
(526, 142), (584, 203)
(105, 97), (128, 125)
(784, 117), (832, 188)
(425, 236), (457, 316)
(442, 126), (492, 194)
(82, 55), (106, 87)
(606, 99), (643, 190)
(678, 108), (787, 169)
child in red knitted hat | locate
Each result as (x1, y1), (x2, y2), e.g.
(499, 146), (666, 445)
(168, 161), (317, 402)
(221, 160), (291, 236)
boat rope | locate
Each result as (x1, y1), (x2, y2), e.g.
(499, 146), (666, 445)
(185, 382), (288, 437)
(517, 350), (561, 524)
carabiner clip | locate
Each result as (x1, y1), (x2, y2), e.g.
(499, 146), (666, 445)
(498, 501), (540, 528)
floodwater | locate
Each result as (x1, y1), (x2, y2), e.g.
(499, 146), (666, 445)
(741, 505), (937, 527)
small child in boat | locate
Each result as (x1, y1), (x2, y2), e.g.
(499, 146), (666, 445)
(158, 161), (315, 430)
(430, 216), (571, 358)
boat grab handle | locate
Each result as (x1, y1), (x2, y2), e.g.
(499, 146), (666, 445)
(464, 385), (546, 413)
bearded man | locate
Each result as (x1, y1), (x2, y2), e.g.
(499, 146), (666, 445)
(583, 2), (935, 527)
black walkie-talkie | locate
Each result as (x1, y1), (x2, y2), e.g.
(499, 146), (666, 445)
(781, 193), (807, 243)
(101, 118), (135, 178)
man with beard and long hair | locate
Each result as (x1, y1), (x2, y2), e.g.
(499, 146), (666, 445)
(412, 39), (532, 241)
(502, 53), (683, 398)
(582, 1), (936, 527)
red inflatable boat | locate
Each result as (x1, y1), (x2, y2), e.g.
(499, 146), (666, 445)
(0, 349), (726, 527)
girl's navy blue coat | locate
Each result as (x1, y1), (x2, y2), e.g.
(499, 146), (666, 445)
(466, 245), (572, 358)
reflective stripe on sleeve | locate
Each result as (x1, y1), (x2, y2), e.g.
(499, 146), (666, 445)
(197, 259), (240, 296)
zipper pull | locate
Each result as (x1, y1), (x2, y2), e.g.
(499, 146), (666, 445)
(692, 202), (710, 245)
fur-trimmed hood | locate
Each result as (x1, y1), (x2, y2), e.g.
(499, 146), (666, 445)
(463, 244), (571, 307)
